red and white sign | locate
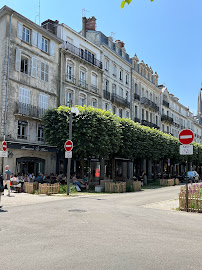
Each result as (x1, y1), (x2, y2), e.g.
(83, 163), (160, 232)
(64, 140), (73, 152)
(2, 141), (7, 152)
(179, 129), (194, 145)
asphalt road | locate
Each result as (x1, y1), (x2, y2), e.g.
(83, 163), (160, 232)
(1, 186), (202, 270)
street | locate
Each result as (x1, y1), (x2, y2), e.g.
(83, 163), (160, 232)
(1, 186), (202, 270)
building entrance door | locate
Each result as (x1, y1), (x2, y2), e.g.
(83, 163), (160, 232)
(16, 157), (45, 176)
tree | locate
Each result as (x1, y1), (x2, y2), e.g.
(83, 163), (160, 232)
(121, 0), (154, 9)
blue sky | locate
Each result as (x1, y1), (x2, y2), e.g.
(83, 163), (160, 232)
(1, 0), (202, 114)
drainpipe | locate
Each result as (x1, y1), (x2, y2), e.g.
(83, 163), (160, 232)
(4, 13), (13, 136)
(60, 50), (62, 106)
(130, 67), (133, 120)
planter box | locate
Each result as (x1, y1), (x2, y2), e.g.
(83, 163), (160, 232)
(38, 183), (59, 195)
(133, 181), (141, 191)
(175, 178), (179, 185)
(24, 182), (38, 194)
(105, 182), (126, 193)
(160, 179), (174, 186)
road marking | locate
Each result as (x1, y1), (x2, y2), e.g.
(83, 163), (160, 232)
(180, 135), (192, 139)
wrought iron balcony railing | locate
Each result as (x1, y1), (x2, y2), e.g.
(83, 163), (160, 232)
(134, 93), (140, 101)
(91, 84), (99, 94)
(79, 79), (88, 89)
(162, 100), (169, 108)
(140, 97), (159, 112)
(134, 117), (140, 123)
(64, 42), (102, 69)
(141, 120), (159, 129)
(103, 90), (110, 100)
(66, 73), (76, 84)
(14, 102), (46, 119)
(111, 93), (130, 108)
(161, 114), (174, 124)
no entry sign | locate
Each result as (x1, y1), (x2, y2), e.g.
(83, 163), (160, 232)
(179, 129), (194, 145)
(2, 141), (7, 151)
(64, 140), (73, 152)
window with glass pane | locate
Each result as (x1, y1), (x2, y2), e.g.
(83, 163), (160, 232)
(66, 91), (73, 106)
(22, 27), (30, 43)
(19, 87), (30, 115)
(41, 62), (49, 82)
(135, 83), (138, 94)
(105, 59), (109, 71)
(105, 103), (109, 111)
(119, 109), (122, 118)
(126, 111), (129, 118)
(135, 106), (138, 117)
(142, 109), (144, 120)
(18, 121), (28, 139)
(126, 74), (128, 84)
(150, 113), (152, 122)
(113, 64), (116, 76)
(113, 106), (116, 115)
(146, 111), (149, 121)
(38, 125), (44, 141)
(126, 91), (129, 101)
(39, 94), (48, 117)
(119, 88), (123, 97)
(120, 70), (123, 80)
(91, 98), (98, 108)
(42, 37), (48, 53)
(21, 55), (29, 74)
(67, 64), (73, 81)
(79, 95), (86, 106)
(105, 80), (109, 91)
(112, 84), (116, 94)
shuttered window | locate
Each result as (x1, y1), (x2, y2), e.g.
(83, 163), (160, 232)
(50, 41), (55, 56)
(19, 87), (30, 104)
(32, 30), (38, 47)
(39, 94), (49, 109)
(41, 62), (49, 82)
(15, 48), (21, 72)
(31, 57), (37, 78)
(17, 22), (23, 39)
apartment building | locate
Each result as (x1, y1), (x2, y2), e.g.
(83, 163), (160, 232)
(81, 17), (132, 119)
(0, 6), (62, 175)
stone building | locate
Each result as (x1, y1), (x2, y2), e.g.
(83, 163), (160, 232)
(0, 6), (62, 175)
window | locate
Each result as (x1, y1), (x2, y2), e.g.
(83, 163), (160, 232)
(142, 109), (144, 120)
(65, 91), (73, 106)
(18, 120), (28, 139)
(113, 106), (116, 115)
(112, 84), (116, 94)
(66, 61), (74, 82)
(142, 88), (144, 97)
(105, 103), (109, 111)
(22, 26), (30, 43)
(113, 64), (117, 76)
(21, 55), (29, 74)
(126, 74), (129, 84)
(105, 58), (109, 71)
(91, 98), (98, 108)
(119, 88), (123, 97)
(126, 91), (129, 101)
(120, 70), (123, 80)
(105, 80), (109, 91)
(38, 125), (44, 141)
(150, 112), (152, 123)
(156, 116), (158, 125)
(135, 83), (138, 94)
(162, 124), (165, 132)
(119, 109), (123, 118)
(80, 70), (87, 88)
(150, 93), (152, 101)
(167, 126), (169, 133)
(135, 106), (138, 117)
(91, 73), (98, 90)
(146, 111), (149, 121)
(42, 37), (48, 53)
(146, 90), (148, 98)
(126, 111), (129, 118)
(39, 94), (49, 116)
(19, 87), (30, 115)
(79, 94), (86, 106)
(41, 62), (49, 82)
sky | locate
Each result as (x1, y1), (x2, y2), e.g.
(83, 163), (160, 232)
(1, 0), (202, 114)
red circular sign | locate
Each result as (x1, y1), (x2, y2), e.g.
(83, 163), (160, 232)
(179, 129), (194, 145)
(64, 140), (73, 152)
(2, 141), (7, 151)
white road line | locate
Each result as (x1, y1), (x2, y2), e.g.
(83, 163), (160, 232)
(180, 135), (192, 139)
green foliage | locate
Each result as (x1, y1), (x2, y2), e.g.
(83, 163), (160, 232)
(43, 105), (202, 166)
(121, 0), (154, 9)
(126, 181), (134, 192)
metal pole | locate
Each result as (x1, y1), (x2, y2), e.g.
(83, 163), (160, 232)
(186, 160), (188, 212)
(66, 112), (72, 195)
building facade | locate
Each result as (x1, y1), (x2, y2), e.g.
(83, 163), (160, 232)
(0, 6), (62, 175)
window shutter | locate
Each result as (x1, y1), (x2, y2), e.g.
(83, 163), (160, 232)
(15, 48), (21, 72)
(50, 41), (55, 56)
(19, 87), (30, 104)
(41, 62), (45, 80)
(45, 64), (49, 82)
(17, 22), (23, 39)
(31, 57), (37, 78)
(32, 30), (37, 47)
(38, 33), (42, 49)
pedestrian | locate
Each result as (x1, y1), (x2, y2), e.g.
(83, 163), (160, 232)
(4, 165), (12, 197)
(0, 173), (4, 208)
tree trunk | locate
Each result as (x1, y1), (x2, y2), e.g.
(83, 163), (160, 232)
(80, 158), (85, 178)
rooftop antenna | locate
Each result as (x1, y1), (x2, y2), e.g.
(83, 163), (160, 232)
(82, 8), (89, 17)
(111, 32), (115, 39)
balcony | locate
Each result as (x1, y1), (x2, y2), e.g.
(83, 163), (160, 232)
(134, 117), (140, 123)
(91, 84), (99, 94)
(134, 93), (140, 101)
(103, 90), (110, 100)
(79, 79), (88, 89)
(141, 120), (159, 129)
(161, 114), (174, 124)
(66, 73), (76, 84)
(64, 42), (102, 69)
(14, 102), (46, 119)
(163, 100), (169, 108)
(111, 93), (130, 108)
(140, 97), (159, 112)
(173, 122), (180, 128)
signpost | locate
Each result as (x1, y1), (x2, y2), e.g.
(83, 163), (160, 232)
(2, 141), (7, 151)
(64, 140), (73, 152)
(179, 129), (194, 212)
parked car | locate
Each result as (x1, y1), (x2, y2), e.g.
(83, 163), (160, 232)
(181, 171), (199, 182)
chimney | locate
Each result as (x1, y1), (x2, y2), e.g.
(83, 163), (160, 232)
(115, 40), (125, 48)
(86, 16), (96, 31)
(82, 17), (87, 37)
(41, 19), (59, 35)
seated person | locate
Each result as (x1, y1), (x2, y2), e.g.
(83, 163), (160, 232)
(72, 174), (81, 188)
(81, 174), (89, 189)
